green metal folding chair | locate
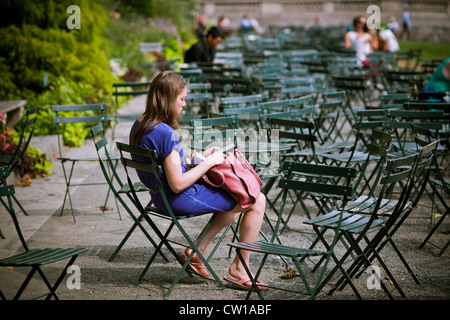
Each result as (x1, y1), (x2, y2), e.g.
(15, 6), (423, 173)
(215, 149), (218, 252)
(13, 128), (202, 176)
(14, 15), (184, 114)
(190, 116), (240, 153)
(332, 75), (369, 135)
(110, 81), (150, 142)
(116, 142), (226, 299)
(52, 103), (120, 223)
(412, 124), (449, 257)
(385, 70), (425, 93)
(263, 113), (355, 223)
(383, 109), (444, 158)
(218, 92), (269, 130)
(90, 123), (168, 263)
(308, 141), (437, 299)
(228, 162), (357, 300)
(0, 166), (87, 300)
(183, 92), (214, 121)
(0, 106), (40, 216)
(314, 90), (347, 143)
(317, 125), (392, 197)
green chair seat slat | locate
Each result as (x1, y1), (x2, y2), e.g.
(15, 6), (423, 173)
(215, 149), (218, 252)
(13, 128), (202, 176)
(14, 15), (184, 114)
(144, 204), (192, 220)
(311, 212), (352, 227)
(344, 196), (378, 212)
(230, 241), (327, 257)
(58, 154), (119, 162)
(342, 217), (385, 234)
(340, 216), (373, 232)
(303, 211), (349, 225)
(0, 248), (87, 266)
(378, 200), (411, 216)
(431, 178), (449, 190)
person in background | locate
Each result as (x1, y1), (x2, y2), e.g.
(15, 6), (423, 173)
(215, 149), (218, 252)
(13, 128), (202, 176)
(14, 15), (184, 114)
(218, 15), (230, 36)
(378, 28), (400, 52)
(184, 26), (224, 63)
(240, 14), (252, 32)
(314, 15), (324, 26)
(130, 71), (268, 291)
(387, 16), (400, 37)
(401, 8), (412, 40)
(194, 14), (207, 40)
(344, 16), (377, 67)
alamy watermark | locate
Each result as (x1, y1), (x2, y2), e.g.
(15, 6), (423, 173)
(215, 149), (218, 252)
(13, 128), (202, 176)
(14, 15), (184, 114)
(66, 5), (81, 30)
(366, 265), (381, 290)
(175, 126), (281, 171)
(66, 265), (82, 290)
(366, 5), (381, 29)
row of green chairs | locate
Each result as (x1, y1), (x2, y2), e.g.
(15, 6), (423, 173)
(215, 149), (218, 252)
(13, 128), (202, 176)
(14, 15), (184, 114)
(229, 140), (438, 300)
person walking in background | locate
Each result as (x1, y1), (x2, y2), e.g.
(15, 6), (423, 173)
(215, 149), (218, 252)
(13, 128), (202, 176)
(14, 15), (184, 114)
(401, 8), (412, 40)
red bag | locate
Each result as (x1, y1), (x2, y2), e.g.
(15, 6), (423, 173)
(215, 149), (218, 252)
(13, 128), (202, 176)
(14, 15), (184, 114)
(202, 148), (263, 208)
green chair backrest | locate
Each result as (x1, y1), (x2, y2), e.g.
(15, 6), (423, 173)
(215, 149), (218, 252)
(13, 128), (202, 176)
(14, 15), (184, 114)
(190, 116), (240, 152)
(52, 103), (109, 124)
(52, 103), (110, 153)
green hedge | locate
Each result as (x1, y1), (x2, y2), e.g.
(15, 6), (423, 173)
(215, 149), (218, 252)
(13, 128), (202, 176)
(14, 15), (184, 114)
(0, 0), (116, 148)
(0, 0), (198, 176)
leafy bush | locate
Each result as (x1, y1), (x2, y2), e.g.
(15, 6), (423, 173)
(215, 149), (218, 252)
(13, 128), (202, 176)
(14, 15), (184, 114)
(0, 1), (116, 148)
(104, 0), (198, 76)
(0, 0), (199, 170)
(0, 112), (52, 176)
(105, 16), (186, 76)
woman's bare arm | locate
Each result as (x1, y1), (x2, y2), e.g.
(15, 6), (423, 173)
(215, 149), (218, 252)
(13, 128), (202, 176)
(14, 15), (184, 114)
(164, 148), (225, 193)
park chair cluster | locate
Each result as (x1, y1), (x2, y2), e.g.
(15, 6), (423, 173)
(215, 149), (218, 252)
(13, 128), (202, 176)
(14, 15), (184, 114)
(1, 22), (448, 300)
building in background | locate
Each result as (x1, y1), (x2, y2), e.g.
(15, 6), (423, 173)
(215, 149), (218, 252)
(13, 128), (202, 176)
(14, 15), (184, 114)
(198, 0), (450, 42)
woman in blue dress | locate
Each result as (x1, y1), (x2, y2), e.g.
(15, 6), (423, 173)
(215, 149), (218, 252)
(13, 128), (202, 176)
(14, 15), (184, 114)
(130, 71), (267, 291)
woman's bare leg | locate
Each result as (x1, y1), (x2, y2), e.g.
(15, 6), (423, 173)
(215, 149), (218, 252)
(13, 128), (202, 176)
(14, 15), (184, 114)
(188, 194), (266, 279)
(227, 193), (265, 281)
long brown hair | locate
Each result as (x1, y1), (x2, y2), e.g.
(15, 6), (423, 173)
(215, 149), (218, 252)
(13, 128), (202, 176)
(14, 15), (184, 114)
(130, 71), (187, 146)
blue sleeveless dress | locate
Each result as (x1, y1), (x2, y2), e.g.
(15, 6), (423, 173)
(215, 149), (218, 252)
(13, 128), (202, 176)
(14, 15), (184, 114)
(130, 120), (237, 216)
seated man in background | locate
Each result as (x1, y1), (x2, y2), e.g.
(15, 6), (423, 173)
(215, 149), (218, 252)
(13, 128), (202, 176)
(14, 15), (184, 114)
(184, 26), (224, 63)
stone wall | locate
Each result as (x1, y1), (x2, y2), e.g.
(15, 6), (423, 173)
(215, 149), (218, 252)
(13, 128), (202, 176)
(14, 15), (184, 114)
(199, 0), (450, 41)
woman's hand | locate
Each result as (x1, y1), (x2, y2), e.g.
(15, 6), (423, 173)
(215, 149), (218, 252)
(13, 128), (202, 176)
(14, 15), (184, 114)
(204, 148), (226, 167)
(202, 146), (220, 157)
(164, 147), (224, 194)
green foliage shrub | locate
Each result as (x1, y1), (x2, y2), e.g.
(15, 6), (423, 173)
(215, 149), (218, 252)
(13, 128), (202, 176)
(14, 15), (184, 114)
(0, 1), (116, 147)
(105, 17), (185, 76)
(0, 0), (116, 175)
(0, 0), (198, 175)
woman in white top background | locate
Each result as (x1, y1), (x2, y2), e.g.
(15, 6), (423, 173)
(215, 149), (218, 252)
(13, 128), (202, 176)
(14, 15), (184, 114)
(345, 16), (378, 67)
